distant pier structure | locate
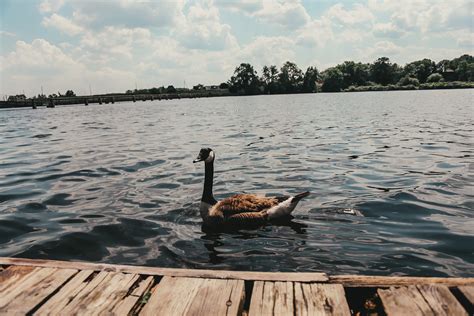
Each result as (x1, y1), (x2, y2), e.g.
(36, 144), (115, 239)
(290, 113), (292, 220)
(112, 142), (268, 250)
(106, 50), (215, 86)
(0, 89), (232, 109)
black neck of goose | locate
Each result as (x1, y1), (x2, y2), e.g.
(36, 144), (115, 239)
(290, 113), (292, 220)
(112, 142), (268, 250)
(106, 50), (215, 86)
(202, 160), (217, 205)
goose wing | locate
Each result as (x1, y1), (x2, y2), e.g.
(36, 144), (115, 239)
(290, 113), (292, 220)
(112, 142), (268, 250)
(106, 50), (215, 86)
(210, 194), (280, 217)
(226, 211), (268, 226)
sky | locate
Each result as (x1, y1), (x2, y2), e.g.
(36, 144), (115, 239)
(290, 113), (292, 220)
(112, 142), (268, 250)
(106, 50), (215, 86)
(0, 0), (472, 97)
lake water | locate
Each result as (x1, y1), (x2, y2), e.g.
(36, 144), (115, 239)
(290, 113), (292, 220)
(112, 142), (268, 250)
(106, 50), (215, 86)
(1, 90), (473, 277)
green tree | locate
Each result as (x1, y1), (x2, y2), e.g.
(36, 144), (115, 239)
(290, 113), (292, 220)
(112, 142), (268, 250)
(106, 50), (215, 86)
(398, 75), (420, 86)
(65, 90), (76, 97)
(321, 67), (344, 92)
(336, 61), (371, 88)
(426, 73), (444, 83)
(229, 63), (260, 94)
(302, 66), (319, 92)
(278, 61), (304, 93)
(166, 85), (177, 93)
(436, 59), (450, 73)
(261, 65), (280, 94)
(456, 61), (474, 81)
(403, 59), (436, 83)
(371, 57), (397, 85)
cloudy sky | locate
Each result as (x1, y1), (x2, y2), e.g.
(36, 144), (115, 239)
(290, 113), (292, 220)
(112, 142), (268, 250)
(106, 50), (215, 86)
(0, 0), (472, 97)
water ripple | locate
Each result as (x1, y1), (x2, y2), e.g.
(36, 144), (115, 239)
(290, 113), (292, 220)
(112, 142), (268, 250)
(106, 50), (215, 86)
(0, 90), (473, 276)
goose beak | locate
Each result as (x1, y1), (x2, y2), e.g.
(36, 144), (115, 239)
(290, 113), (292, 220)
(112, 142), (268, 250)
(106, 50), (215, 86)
(193, 157), (203, 163)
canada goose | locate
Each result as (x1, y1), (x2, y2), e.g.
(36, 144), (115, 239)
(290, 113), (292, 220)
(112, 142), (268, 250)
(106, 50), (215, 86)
(193, 148), (309, 227)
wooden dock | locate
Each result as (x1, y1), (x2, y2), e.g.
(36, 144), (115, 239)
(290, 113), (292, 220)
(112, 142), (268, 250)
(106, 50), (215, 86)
(0, 257), (472, 315)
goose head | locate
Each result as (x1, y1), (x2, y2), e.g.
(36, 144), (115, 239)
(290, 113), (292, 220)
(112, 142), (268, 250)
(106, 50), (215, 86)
(193, 147), (215, 164)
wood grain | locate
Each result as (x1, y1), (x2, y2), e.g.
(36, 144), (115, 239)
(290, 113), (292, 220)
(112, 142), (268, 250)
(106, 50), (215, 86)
(248, 281), (294, 316)
(331, 275), (474, 287)
(0, 265), (36, 292)
(0, 267), (77, 314)
(0, 257), (328, 282)
(35, 269), (95, 315)
(378, 286), (434, 316)
(417, 284), (467, 316)
(61, 271), (139, 315)
(112, 275), (155, 315)
(294, 283), (350, 316)
(140, 276), (245, 316)
(458, 285), (474, 305)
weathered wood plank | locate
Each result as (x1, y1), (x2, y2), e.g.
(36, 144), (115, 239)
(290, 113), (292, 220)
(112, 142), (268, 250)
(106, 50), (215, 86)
(187, 278), (245, 315)
(417, 284), (467, 316)
(35, 269), (96, 315)
(248, 281), (294, 316)
(140, 276), (245, 316)
(112, 276), (155, 315)
(378, 286), (434, 316)
(0, 265), (36, 293)
(0, 267), (77, 314)
(0, 257), (328, 282)
(331, 275), (474, 287)
(61, 271), (139, 315)
(294, 283), (350, 316)
(140, 277), (204, 315)
(458, 285), (474, 305)
(0, 268), (57, 309)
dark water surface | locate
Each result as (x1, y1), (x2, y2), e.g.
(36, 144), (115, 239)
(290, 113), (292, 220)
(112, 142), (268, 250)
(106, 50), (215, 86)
(1, 90), (473, 276)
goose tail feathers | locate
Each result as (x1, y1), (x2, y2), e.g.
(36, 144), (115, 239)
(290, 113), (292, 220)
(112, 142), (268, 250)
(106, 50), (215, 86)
(292, 191), (310, 202)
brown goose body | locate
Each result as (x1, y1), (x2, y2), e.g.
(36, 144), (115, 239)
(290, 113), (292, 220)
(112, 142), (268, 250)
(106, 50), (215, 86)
(194, 148), (309, 227)
(207, 194), (279, 225)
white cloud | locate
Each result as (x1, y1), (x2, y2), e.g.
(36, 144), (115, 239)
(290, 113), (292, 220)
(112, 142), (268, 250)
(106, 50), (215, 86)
(295, 18), (333, 47)
(218, 0), (310, 29)
(239, 36), (296, 69)
(365, 41), (402, 57)
(3, 39), (80, 71)
(373, 22), (405, 38)
(215, 0), (263, 14)
(254, 1), (310, 28)
(457, 33), (474, 49)
(176, 1), (238, 51)
(80, 26), (152, 60)
(0, 38), (137, 96)
(39, 0), (65, 13)
(42, 14), (84, 36)
(326, 3), (374, 25)
(368, 0), (473, 34)
(0, 31), (16, 37)
(69, 0), (185, 29)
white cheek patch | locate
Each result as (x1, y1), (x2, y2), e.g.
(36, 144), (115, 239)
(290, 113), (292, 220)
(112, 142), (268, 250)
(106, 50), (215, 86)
(200, 201), (212, 219)
(204, 151), (214, 163)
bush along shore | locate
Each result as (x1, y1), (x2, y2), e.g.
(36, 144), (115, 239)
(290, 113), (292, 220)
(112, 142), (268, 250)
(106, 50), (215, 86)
(344, 81), (474, 92)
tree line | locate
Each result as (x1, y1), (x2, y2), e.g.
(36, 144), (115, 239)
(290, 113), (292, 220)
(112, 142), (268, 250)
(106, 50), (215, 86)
(227, 54), (474, 94)
(25, 54), (472, 99)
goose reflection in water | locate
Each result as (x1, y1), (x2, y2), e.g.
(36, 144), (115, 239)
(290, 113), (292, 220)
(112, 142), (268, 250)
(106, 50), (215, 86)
(200, 219), (308, 265)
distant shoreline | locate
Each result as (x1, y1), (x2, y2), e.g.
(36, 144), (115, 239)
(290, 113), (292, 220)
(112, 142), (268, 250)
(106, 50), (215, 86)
(1, 84), (473, 109)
